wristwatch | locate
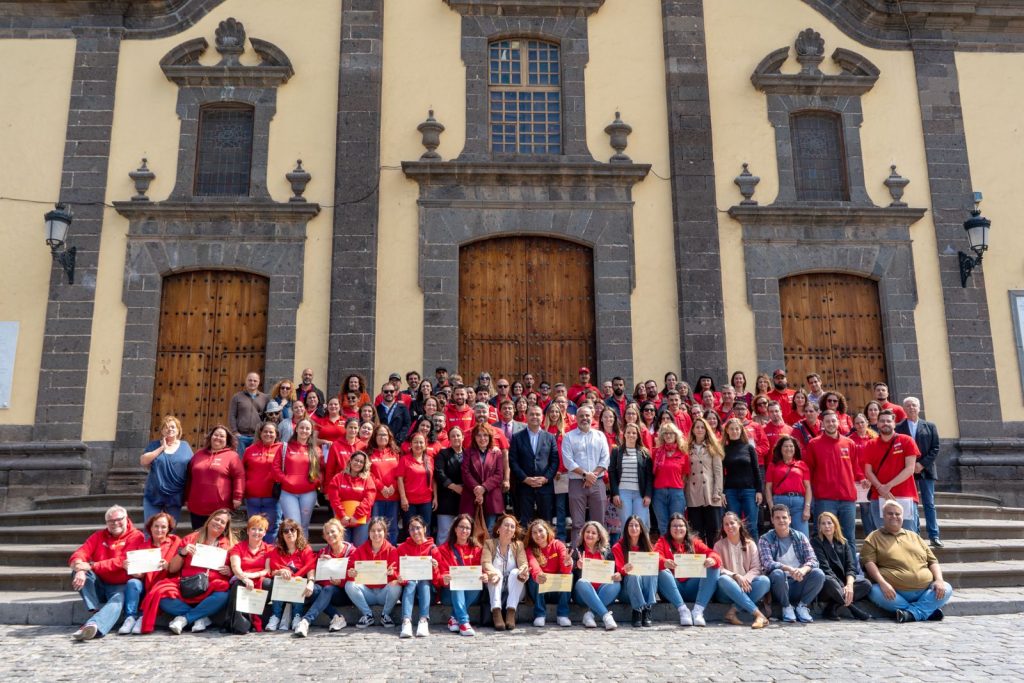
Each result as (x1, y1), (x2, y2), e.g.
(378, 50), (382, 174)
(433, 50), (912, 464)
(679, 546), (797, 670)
(178, 547), (189, 557)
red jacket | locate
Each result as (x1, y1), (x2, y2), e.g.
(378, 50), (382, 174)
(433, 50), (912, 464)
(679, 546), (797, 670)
(652, 445), (691, 490)
(803, 433), (859, 502)
(350, 540), (399, 589)
(653, 535), (721, 581)
(243, 441), (282, 499)
(862, 434), (920, 500)
(396, 536), (438, 585)
(433, 542), (484, 588)
(742, 419), (770, 464)
(767, 389), (796, 423)
(185, 447), (245, 516)
(526, 539), (571, 580)
(270, 545), (317, 579)
(125, 533), (181, 590)
(764, 421), (794, 465)
(370, 447), (402, 502)
(568, 383), (595, 404)
(460, 446), (505, 515)
(444, 404), (475, 434)
(272, 442), (321, 495)
(70, 519), (145, 585)
(326, 471), (376, 523)
(315, 542), (356, 587)
(324, 437), (366, 486)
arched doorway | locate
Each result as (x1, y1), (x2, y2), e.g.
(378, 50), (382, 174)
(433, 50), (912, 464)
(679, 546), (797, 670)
(459, 236), (596, 384)
(150, 270), (269, 445)
(779, 272), (886, 412)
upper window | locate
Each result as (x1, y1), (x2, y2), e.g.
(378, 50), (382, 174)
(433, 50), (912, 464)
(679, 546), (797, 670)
(790, 111), (849, 201)
(489, 39), (561, 155)
(194, 105), (255, 196)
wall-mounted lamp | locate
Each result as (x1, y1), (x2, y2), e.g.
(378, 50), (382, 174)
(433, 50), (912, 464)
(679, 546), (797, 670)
(959, 191), (990, 288)
(44, 203), (75, 285)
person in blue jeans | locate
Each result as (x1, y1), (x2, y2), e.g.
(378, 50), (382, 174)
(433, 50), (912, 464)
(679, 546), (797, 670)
(713, 511), (770, 628)
(161, 509), (236, 635)
(141, 416), (194, 525)
(242, 422), (283, 543)
(571, 521), (621, 630)
(862, 499), (953, 623)
(654, 513), (721, 627)
(609, 424), (654, 531)
(525, 519), (573, 627)
(293, 519), (355, 635)
(396, 516), (436, 638)
(758, 504), (826, 624)
(722, 419), (763, 541)
(613, 515), (658, 628)
(651, 422), (689, 536)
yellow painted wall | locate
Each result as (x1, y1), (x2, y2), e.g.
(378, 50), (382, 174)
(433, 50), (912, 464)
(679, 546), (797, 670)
(0, 39), (76, 425)
(81, 0), (342, 440)
(958, 51), (1024, 421)
(704, 0), (958, 435)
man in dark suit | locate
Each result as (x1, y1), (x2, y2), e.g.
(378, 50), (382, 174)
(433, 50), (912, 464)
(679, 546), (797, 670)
(376, 382), (412, 444)
(509, 405), (559, 526)
(896, 396), (942, 547)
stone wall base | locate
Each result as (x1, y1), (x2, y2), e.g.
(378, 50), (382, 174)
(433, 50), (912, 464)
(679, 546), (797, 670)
(0, 442), (93, 512)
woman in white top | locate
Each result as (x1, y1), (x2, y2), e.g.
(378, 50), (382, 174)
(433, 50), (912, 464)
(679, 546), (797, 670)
(481, 514), (529, 631)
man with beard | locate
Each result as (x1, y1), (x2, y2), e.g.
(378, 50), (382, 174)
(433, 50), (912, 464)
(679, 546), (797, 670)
(568, 367), (596, 405)
(603, 376), (635, 419)
(445, 385), (475, 434)
(862, 410), (921, 532)
(873, 382), (907, 423)
(804, 410), (861, 555)
(767, 368), (796, 424)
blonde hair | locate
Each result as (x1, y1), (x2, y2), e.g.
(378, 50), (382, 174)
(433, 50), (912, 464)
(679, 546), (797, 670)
(344, 450), (371, 480)
(322, 518), (347, 541)
(686, 417), (724, 459)
(246, 514), (269, 531)
(656, 421), (685, 448)
(161, 415), (182, 437)
(816, 511), (847, 545)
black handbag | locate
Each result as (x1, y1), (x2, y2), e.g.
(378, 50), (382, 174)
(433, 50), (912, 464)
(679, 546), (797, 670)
(271, 446), (286, 500)
(179, 571), (209, 599)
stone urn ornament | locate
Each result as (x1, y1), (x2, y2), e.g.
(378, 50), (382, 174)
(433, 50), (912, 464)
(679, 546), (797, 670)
(417, 110), (445, 160)
(734, 163), (760, 205)
(604, 111), (633, 163)
(884, 165), (910, 207)
(286, 160), (311, 202)
(128, 158), (155, 201)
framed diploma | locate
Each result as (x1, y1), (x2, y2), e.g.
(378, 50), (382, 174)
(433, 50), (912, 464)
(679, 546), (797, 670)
(315, 556), (349, 582)
(449, 565), (483, 591)
(629, 551), (660, 576)
(538, 572), (573, 593)
(673, 554), (707, 579)
(191, 544), (228, 570)
(235, 587), (268, 614)
(580, 558), (615, 583)
(400, 555), (434, 581)
(354, 560), (387, 585)
(125, 548), (163, 574)
(272, 576), (308, 604)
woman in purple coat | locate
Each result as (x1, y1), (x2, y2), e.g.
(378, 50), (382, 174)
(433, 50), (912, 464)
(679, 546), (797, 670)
(461, 426), (506, 532)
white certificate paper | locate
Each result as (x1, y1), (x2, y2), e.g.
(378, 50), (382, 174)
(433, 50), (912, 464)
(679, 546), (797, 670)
(449, 565), (483, 591)
(191, 544), (228, 570)
(315, 556), (349, 582)
(580, 558), (614, 583)
(235, 587), (268, 614)
(629, 551), (660, 576)
(125, 548), (163, 574)
(553, 474), (570, 495)
(673, 553), (707, 579)
(400, 556), (434, 581)
(272, 576), (308, 604)
(856, 484), (870, 504)
(538, 572), (573, 594)
(354, 560), (387, 585)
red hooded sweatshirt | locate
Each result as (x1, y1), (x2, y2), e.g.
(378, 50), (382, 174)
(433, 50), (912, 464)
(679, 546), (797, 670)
(69, 518), (145, 585)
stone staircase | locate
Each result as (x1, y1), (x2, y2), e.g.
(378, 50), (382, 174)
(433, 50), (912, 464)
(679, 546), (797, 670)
(0, 492), (1021, 625)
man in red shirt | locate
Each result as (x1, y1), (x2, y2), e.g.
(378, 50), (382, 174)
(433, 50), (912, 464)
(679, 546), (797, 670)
(644, 379), (662, 408)
(803, 410), (861, 554)
(764, 401), (794, 454)
(732, 401), (769, 465)
(660, 390), (693, 436)
(791, 402), (822, 450)
(862, 410), (921, 532)
(567, 367), (595, 405)
(716, 386), (737, 423)
(474, 387), (499, 422)
(767, 368), (796, 424)
(873, 383), (907, 423)
(444, 386), (475, 434)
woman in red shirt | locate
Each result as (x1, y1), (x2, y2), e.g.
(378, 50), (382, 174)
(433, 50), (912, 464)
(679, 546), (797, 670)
(820, 391), (853, 435)
(305, 390), (325, 419)
(369, 425), (402, 545)
(243, 422), (283, 542)
(340, 373), (372, 407)
(326, 450), (376, 546)
(752, 396), (771, 427)
(764, 435), (813, 537)
(300, 518), (356, 634)
(324, 417), (365, 486)
(266, 518), (316, 633)
(225, 514), (272, 632)
(572, 520), (621, 630)
(120, 512), (181, 635)
(397, 432), (436, 538)
(435, 513), (485, 636)
(704, 409), (723, 439)
(651, 422), (691, 537)
(654, 512), (722, 627)
(344, 517), (401, 628)
(790, 390), (810, 426)
(396, 515), (438, 638)
(525, 519), (572, 627)
(273, 418), (321, 537)
(359, 403), (378, 430)
(598, 406), (622, 451)
(185, 425), (244, 530)
(613, 515), (657, 627)
(513, 396), (529, 423)
(313, 397), (347, 449)
(402, 416), (442, 458)
(849, 413), (877, 534)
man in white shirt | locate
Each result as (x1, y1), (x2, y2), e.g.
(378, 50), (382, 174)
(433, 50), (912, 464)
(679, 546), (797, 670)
(561, 405), (610, 546)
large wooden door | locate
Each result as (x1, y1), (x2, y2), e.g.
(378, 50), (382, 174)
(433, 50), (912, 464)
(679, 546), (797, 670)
(459, 237), (596, 384)
(779, 273), (886, 412)
(150, 271), (269, 446)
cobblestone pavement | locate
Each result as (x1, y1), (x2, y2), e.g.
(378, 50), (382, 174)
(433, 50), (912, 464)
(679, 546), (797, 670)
(1, 614), (1022, 681)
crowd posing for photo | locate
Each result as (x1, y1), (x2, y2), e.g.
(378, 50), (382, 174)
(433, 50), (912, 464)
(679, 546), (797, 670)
(68, 366), (950, 640)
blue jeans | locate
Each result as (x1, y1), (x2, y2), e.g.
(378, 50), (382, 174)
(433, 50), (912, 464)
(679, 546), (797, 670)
(401, 580), (432, 621)
(652, 487), (686, 536)
(768, 568), (826, 608)
(573, 580), (621, 618)
(236, 434), (254, 457)
(372, 500), (400, 545)
(869, 582), (952, 622)
(860, 502), (877, 535)
(436, 514), (456, 546)
(123, 578), (144, 618)
(344, 582), (401, 618)
(813, 500), (858, 558)
(159, 591), (229, 626)
(917, 476), (940, 540)
(76, 571), (127, 636)
(279, 489), (317, 537)
(246, 497), (281, 543)
(623, 574), (657, 610)
(401, 503), (433, 541)
(616, 489), (650, 529)
(300, 584), (349, 623)
(774, 493), (808, 537)
(527, 578), (570, 618)
(440, 587), (481, 625)
(715, 574), (771, 614)
(725, 488), (759, 541)
(656, 567), (720, 609)
(869, 499), (919, 533)
(142, 496), (182, 526)
(348, 523), (369, 547)
(554, 493), (569, 541)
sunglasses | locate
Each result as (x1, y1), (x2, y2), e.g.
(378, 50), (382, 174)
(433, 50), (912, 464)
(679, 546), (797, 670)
(281, 386), (292, 391)
(383, 390), (395, 394)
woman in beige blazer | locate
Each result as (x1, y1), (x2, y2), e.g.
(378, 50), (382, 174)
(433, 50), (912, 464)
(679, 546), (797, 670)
(684, 417), (724, 545)
(481, 513), (529, 631)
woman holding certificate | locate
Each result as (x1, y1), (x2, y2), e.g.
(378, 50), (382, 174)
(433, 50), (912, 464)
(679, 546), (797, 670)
(119, 512), (182, 635)
(525, 519), (573, 628)
(481, 514), (529, 631)
(300, 518), (356, 634)
(396, 516), (438, 638)
(712, 511), (769, 628)
(242, 423), (283, 543)
(224, 514), (272, 634)
(266, 519), (316, 633)
(572, 520), (620, 630)
(434, 513), (485, 636)
(397, 433), (436, 539)
(345, 517), (401, 628)
(654, 513), (721, 627)
(613, 515), (659, 627)
(273, 419), (322, 538)
(326, 451), (376, 546)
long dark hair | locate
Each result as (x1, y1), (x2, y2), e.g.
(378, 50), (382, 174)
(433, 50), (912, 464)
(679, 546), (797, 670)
(202, 424), (237, 451)
(447, 513), (480, 549)
(617, 514), (653, 563)
(275, 518), (309, 553)
(772, 434), (803, 464)
(718, 511), (755, 547)
(666, 512), (694, 553)
(412, 415), (437, 444)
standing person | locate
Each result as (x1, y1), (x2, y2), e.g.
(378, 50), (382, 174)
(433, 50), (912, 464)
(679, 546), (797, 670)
(655, 513), (722, 627)
(804, 410), (861, 553)
(820, 391), (853, 434)
(525, 519), (573, 627)
(609, 423), (654, 530)
(651, 422), (691, 537)
(873, 382), (908, 422)
(185, 425), (244, 530)
(660, 390), (694, 436)
(296, 368), (326, 408)
(732, 401), (769, 466)
(731, 371), (753, 407)
(763, 435), (812, 537)
(722, 418), (763, 541)
(242, 422), (283, 542)
(763, 401), (794, 454)
(684, 417), (724, 545)
(368, 425), (402, 544)
(862, 410), (921, 532)
(461, 426), (505, 531)
(324, 418), (366, 487)
(897, 397), (943, 548)
(273, 418), (321, 538)
(864, 400), (883, 431)
(345, 517), (401, 628)
(849, 413), (878, 534)
(279, 399), (305, 444)
(767, 369), (796, 424)
(229, 372), (268, 456)
(482, 514), (529, 631)
(561, 405), (611, 547)
(326, 450), (376, 546)
(571, 520), (621, 631)
(300, 519), (356, 634)
(509, 405), (559, 526)
(377, 383), (412, 444)
(434, 513), (486, 636)
(140, 415), (193, 523)
(752, 396), (770, 427)
(304, 390), (325, 419)
(397, 433), (436, 538)
(268, 379), (296, 421)
(396, 515), (437, 638)
(758, 505), (825, 623)
(713, 512), (770, 628)
(613, 515), (657, 628)
(603, 376), (635, 419)
(754, 373), (772, 398)
(639, 401), (659, 445)
(434, 426), (466, 545)
(68, 506), (144, 640)
(567, 367), (596, 405)
(410, 380), (434, 419)
(623, 403), (654, 451)
(444, 385), (475, 435)
(812, 512), (872, 621)
(805, 373), (825, 406)
(791, 401), (821, 450)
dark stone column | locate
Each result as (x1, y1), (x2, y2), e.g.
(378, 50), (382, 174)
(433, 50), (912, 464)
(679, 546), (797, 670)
(913, 43), (1003, 438)
(328, 0), (384, 394)
(33, 27), (123, 441)
(660, 1), (728, 383)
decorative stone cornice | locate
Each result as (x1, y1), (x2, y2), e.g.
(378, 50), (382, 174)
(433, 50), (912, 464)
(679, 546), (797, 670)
(159, 17), (293, 87)
(443, 0), (605, 17)
(114, 199), (320, 224)
(727, 204), (926, 229)
(752, 29), (880, 96)
(402, 160), (649, 187)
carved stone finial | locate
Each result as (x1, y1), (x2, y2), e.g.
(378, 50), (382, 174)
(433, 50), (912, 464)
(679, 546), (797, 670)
(215, 18), (246, 65)
(734, 163), (760, 205)
(884, 165), (910, 207)
(286, 160), (311, 202)
(417, 110), (446, 161)
(129, 158), (155, 201)
(794, 28), (825, 74)
(604, 111), (633, 163)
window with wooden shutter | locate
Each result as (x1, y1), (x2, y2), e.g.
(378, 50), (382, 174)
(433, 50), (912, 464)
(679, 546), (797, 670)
(194, 105), (255, 196)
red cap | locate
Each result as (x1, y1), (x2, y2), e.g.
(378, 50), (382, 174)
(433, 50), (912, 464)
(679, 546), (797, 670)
(772, 368), (787, 377)
(579, 366), (591, 374)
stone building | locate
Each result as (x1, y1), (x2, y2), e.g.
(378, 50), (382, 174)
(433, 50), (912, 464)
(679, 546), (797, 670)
(0, 0), (1022, 508)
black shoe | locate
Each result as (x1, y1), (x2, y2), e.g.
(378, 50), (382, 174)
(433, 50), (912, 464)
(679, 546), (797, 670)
(927, 608), (944, 622)
(641, 607), (653, 627)
(930, 538), (944, 548)
(631, 610), (642, 628)
(895, 608), (914, 624)
(823, 603), (840, 621)
(847, 604), (872, 621)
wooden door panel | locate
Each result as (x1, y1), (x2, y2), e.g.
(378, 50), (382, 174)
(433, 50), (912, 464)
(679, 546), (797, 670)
(150, 351), (209, 448)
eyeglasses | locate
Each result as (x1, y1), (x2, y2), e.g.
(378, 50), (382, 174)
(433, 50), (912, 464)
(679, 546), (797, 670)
(106, 516), (126, 524)
(827, 398), (839, 403)
(497, 384), (509, 389)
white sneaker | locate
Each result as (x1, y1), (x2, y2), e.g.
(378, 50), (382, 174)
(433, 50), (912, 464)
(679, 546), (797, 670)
(602, 612), (618, 631)
(117, 616), (136, 635)
(782, 605), (797, 623)
(329, 614), (347, 632)
(294, 619), (309, 638)
(459, 623), (476, 637)
(265, 615), (280, 632)
(678, 604), (693, 626)
(400, 619), (414, 638)
(131, 617), (143, 635)
(692, 606), (706, 627)
(795, 604), (814, 623)
(191, 617), (211, 633)
(447, 616), (460, 633)
(280, 604), (293, 631)
(533, 616), (546, 627)
(582, 611), (597, 628)
(168, 616), (187, 635)
(416, 618), (429, 637)
(72, 623), (98, 641)
(556, 616), (571, 627)
(293, 616), (304, 632)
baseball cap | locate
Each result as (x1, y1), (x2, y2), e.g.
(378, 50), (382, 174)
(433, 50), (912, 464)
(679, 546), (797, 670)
(579, 366), (591, 374)
(772, 368), (787, 377)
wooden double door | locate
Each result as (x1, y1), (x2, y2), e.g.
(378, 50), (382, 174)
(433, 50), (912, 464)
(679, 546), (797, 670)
(459, 237), (596, 385)
(150, 271), (269, 446)
(779, 272), (887, 413)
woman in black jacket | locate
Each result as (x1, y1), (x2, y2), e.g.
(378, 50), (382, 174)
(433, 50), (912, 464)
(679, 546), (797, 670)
(433, 426), (466, 545)
(812, 511), (872, 620)
(609, 423), (654, 532)
(721, 418), (763, 541)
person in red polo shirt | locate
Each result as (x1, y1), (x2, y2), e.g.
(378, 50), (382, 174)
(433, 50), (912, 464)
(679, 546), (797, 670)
(445, 386), (475, 434)
(661, 390), (693, 436)
(766, 369), (796, 424)
(716, 386), (737, 423)
(763, 401), (794, 464)
(803, 411), (862, 556)
(862, 410), (921, 532)
(873, 383), (908, 423)
(568, 367), (595, 405)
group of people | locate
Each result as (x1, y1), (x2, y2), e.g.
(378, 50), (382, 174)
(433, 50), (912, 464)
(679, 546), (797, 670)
(69, 365), (951, 639)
